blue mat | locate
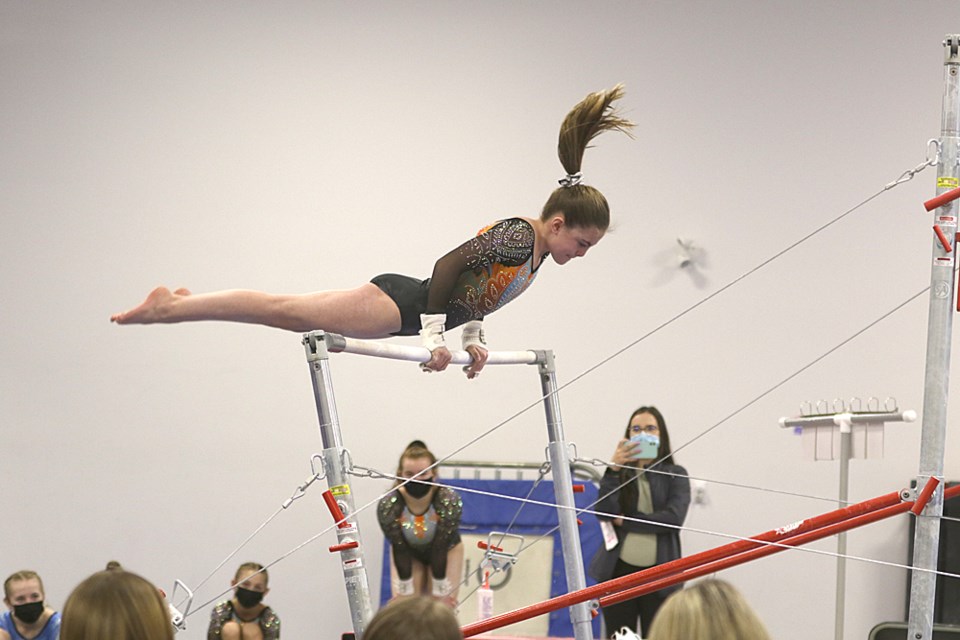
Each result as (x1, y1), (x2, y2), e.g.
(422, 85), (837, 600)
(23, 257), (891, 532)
(379, 478), (602, 637)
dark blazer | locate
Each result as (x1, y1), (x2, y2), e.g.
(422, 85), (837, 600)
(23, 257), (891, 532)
(588, 463), (690, 594)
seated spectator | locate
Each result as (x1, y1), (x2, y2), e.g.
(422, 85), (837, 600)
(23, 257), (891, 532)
(1, 570), (61, 640)
(208, 562), (280, 640)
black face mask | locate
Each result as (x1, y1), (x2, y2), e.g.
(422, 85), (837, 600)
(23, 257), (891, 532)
(235, 587), (264, 609)
(404, 478), (434, 499)
(13, 601), (44, 624)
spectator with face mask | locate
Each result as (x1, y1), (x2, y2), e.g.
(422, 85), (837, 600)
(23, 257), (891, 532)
(378, 440), (464, 606)
(0, 570), (61, 640)
(589, 406), (690, 638)
(207, 563), (280, 640)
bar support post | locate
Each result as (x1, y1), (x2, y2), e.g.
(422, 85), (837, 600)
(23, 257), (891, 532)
(303, 331), (374, 638)
(535, 350), (594, 640)
(907, 34), (960, 640)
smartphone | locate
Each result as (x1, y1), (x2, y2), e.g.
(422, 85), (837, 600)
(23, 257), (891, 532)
(628, 434), (659, 459)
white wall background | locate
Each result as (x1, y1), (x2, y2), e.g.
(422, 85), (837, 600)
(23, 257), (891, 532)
(2, 2), (959, 638)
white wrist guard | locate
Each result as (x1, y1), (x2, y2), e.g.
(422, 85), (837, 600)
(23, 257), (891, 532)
(419, 313), (447, 352)
(432, 577), (452, 598)
(460, 319), (486, 350)
(393, 577), (415, 596)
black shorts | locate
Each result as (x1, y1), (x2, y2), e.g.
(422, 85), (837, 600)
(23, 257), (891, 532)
(370, 273), (431, 336)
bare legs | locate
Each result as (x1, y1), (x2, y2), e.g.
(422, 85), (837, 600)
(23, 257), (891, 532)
(388, 543), (464, 606)
(110, 284), (403, 338)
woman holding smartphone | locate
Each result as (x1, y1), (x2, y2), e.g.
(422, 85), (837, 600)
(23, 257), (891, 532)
(588, 406), (691, 639)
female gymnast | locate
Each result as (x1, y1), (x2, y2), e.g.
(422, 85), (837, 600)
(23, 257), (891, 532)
(111, 85), (633, 377)
(377, 441), (463, 606)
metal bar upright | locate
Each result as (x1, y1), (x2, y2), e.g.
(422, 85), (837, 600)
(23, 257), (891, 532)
(303, 331), (374, 638)
(835, 416), (851, 640)
(908, 34), (960, 640)
(535, 350), (594, 640)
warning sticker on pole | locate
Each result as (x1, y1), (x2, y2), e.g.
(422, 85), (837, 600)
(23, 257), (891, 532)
(937, 177), (960, 189)
(331, 485), (351, 497)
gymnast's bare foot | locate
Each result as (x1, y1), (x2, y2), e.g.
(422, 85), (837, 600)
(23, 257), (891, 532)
(111, 286), (188, 324)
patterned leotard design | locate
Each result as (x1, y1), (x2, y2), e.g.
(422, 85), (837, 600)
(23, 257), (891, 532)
(378, 486), (463, 579)
(207, 602), (280, 640)
(399, 503), (440, 549)
(427, 218), (542, 328)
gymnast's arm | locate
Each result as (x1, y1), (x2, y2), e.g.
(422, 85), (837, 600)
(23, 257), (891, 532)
(260, 606), (281, 640)
(377, 493), (415, 579)
(425, 219), (529, 314)
(423, 219), (533, 372)
(207, 601), (231, 639)
(429, 487), (464, 580)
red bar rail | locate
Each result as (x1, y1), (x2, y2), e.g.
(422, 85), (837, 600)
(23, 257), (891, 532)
(460, 484), (960, 637)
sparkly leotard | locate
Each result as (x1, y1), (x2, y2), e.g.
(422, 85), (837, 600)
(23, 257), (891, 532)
(377, 485), (463, 580)
(207, 602), (280, 640)
(371, 218), (545, 335)
(398, 502), (441, 548)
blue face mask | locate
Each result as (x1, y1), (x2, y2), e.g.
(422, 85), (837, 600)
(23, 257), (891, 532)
(629, 433), (660, 459)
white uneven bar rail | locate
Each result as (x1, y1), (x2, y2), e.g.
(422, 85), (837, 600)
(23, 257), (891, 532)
(321, 332), (541, 365)
(302, 331), (590, 638)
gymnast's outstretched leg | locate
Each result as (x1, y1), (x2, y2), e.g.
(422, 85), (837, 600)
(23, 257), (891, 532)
(110, 284), (403, 338)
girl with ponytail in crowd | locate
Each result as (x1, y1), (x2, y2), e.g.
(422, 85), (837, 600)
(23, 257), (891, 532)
(378, 441), (463, 605)
(111, 85), (634, 378)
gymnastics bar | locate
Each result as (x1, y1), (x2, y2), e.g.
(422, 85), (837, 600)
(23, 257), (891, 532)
(320, 332), (542, 366)
(460, 483), (960, 638)
(599, 479), (951, 607)
(303, 333), (375, 637)
(909, 33), (960, 640)
(303, 331), (593, 640)
(535, 350), (594, 640)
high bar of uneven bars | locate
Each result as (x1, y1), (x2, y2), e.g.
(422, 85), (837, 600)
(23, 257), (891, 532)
(307, 331), (542, 366)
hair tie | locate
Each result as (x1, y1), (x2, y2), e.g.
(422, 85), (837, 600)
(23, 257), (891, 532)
(558, 172), (582, 188)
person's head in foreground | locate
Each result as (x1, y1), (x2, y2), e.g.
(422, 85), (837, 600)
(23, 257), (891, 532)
(60, 569), (173, 640)
(364, 596), (463, 640)
(647, 578), (771, 640)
